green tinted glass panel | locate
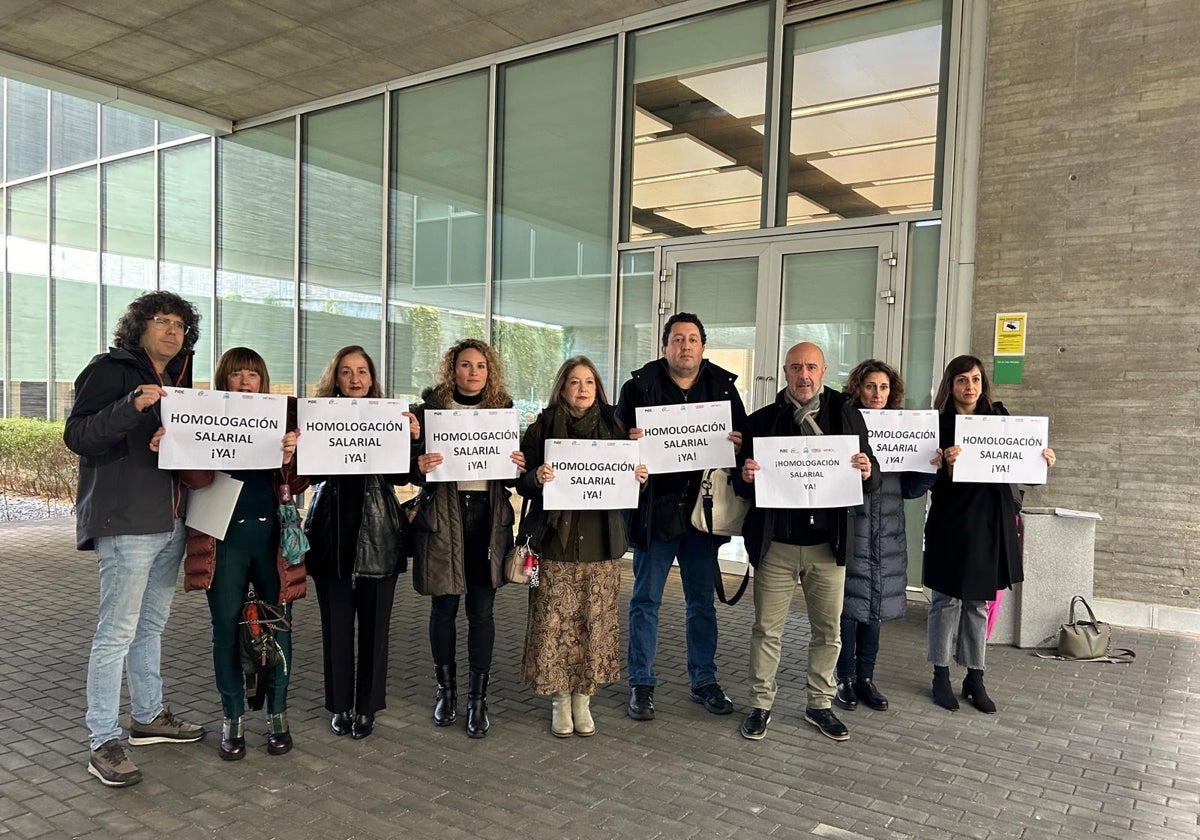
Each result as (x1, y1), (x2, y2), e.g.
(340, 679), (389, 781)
(301, 97), (383, 396)
(495, 40), (616, 408)
(51, 92), (98, 169)
(8, 181), (48, 416)
(52, 169), (99, 413)
(6, 81), (48, 180)
(389, 72), (488, 400)
(102, 154), (154, 340)
(161, 140), (213, 382)
(218, 120), (296, 394)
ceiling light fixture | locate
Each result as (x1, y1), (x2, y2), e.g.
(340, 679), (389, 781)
(632, 168), (722, 185)
(824, 135), (935, 157)
(792, 84), (938, 119)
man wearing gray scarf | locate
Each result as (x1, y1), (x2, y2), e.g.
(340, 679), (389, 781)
(734, 342), (879, 742)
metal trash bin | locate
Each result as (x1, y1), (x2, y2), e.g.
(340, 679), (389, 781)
(987, 507), (1102, 648)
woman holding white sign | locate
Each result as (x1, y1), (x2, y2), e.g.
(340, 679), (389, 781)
(516, 356), (649, 738)
(153, 347), (308, 761)
(924, 355), (1055, 714)
(303, 345), (420, 741)
(411, 338), (526, 739)
(835, 360), (936, 715)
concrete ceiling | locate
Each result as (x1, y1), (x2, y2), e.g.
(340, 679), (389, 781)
(0, 0), (694, 128)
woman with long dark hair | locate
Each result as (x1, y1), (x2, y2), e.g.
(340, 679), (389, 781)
(835, 359), (935, 714)
(924, 355), (1055, 713)
(303, 345), (420, 740)
(516, 356), (648, 737)
(411, 338), (525, 738)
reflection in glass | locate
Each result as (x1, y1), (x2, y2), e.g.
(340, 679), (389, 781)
(496, 41), (616, 409)
(779, 248), (878, 384)
(8, 182), (48, 416)
(102, 155), (155, 341)
(389, 73), (488, 401)
(161, 141), (213, 382)
(781, 0), (943, 221)
(301, 97), (383, 396)
(674, 257), (757, 409)
(218, 121), (296, 394)
(627, 2), (770, 240)
(52, 169), (99, 417)
(52, 93), (98, 170)
(617, 251), (655, 391)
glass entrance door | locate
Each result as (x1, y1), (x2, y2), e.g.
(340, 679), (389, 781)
(657, 228), (899, 569)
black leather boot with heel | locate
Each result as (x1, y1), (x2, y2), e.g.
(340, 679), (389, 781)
(466, 670), (490, 738)
(962, 668), (997, 713)
(434, 663), (457, 727)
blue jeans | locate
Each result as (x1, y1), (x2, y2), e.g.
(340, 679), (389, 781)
(86, 520), (186, 749)
(627, 527), (719, 688)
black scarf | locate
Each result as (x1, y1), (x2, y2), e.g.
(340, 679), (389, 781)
(545, 402), (611, 548)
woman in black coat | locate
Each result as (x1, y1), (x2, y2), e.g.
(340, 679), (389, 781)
(303, 345), (420, 740)
(923, 355), (1055, 713)
(835, 360), (935, 714)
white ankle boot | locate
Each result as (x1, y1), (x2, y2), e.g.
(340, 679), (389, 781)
(551, 691), (573, 737)
(571, 692), (595, 737)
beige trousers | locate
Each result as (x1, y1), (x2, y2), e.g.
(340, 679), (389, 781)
(747, 541), (845, 710)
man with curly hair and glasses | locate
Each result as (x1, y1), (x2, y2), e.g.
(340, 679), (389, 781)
(65, 290), (208, 787)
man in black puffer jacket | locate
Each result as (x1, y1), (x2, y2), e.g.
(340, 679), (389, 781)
(615, 313), (747, 722)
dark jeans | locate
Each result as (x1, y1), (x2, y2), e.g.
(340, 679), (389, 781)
(836, 615), (881, 681)
(208, 517), (290, 719)
(313, 572), (398, 714)
(430, 585), (496, 672)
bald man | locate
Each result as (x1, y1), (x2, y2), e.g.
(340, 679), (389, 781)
(734, 342), (879, 742)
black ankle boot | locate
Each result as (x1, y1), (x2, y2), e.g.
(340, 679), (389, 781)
(932, 666), (959, 711)
(854, 677), (889, 711)
(434, 663), (457, 727)
(266, 712), (292, 755)
(962, 668), (997, 714)
(466, 670), (490, 738)
(219, 716), (246, 761)
(833, 679), (858, 711)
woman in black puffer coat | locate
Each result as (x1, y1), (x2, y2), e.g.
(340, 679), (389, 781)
(835, 360), (935, 714)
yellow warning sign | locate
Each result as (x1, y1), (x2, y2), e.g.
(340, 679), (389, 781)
(994, 312), (1026, 356)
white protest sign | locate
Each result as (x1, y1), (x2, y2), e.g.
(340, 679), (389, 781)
(542, 439), (641, 511)
(953, 414), (1049, 485)
(752, 435), (864, 509)
(185, 471), (243, 541)
(635, 401), (735, 474)
(296, 398), (411, 475)
(158, 388), (289, 470)
(424, 408), (520, 482)
(858, 409), (939, 474)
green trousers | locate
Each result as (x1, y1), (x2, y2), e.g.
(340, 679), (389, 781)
(208, 517), (291, 718)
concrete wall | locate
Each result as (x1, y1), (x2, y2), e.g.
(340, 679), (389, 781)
(973, 0), (1200, 608)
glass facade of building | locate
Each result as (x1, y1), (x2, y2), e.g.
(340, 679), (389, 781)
(1, 0), (951, 420)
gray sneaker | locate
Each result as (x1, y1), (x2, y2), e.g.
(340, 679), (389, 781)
(88, 739), (142, 787)
(128, 706), (207, 745)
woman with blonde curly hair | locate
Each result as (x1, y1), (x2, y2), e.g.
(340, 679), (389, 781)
(410, 338), (526, 738)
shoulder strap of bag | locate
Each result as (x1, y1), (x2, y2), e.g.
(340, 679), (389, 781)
(698, 471), (749, 606)
(1034, 648), (1135, 664)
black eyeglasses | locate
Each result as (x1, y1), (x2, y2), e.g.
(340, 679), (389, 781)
(148, 316), (191, 335)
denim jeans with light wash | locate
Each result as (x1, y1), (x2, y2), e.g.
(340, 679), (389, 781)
(86, 519), (186, 749)
(627, 527), (719, 689)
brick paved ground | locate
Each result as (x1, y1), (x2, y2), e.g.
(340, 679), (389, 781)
(1, 517), (1197, 840)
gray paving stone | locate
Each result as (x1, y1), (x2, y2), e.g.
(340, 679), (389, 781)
(1, 517), (1199, 840)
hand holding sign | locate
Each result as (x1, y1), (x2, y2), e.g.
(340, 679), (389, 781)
(636, 401), (736, 474)
(747, 435), (865, 509)
(424, 409), (521, 482)
(158, 388), (290, 470)
(541, 439), (640, 510)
